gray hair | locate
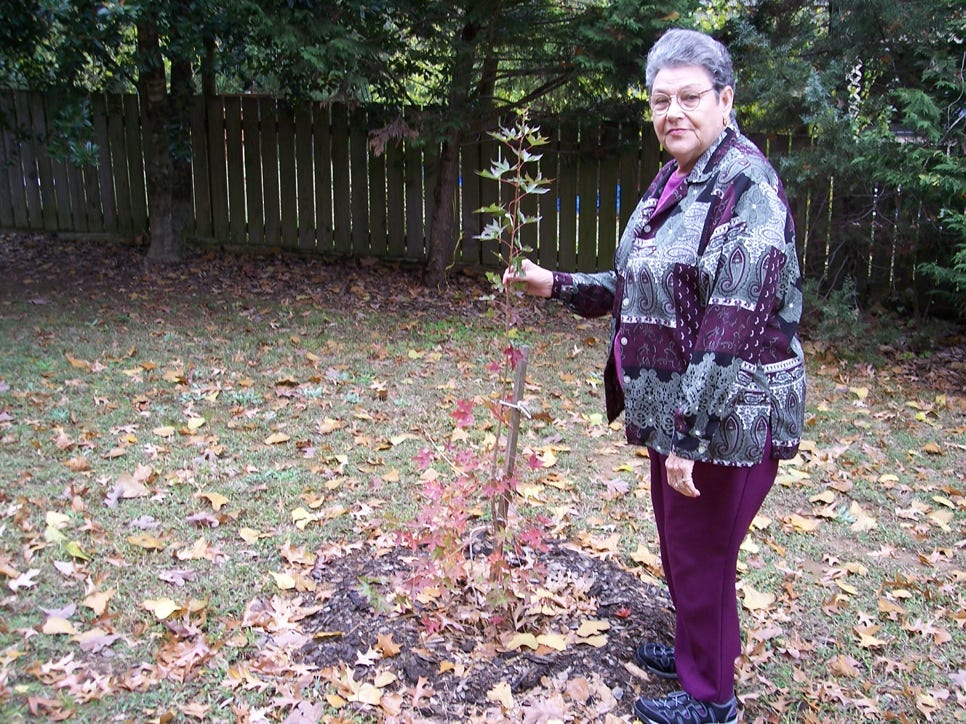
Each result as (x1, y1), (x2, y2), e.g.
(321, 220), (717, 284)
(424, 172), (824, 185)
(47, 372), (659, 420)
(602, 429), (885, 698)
(645, 28), (735, 92)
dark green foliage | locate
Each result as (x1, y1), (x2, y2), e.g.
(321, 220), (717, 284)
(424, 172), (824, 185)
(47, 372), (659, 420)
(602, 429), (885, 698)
(718, 0), (965, 317)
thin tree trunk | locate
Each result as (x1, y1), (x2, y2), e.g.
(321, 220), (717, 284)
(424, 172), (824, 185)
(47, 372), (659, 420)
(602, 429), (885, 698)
(422, 2), (502, 288)
(423, 130), (462, 289)
(137, 17), (180, 262)
(170, 56), (193, 246)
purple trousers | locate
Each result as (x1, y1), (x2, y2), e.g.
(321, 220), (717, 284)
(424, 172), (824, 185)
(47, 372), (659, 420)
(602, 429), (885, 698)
(649, 436), (778, 703)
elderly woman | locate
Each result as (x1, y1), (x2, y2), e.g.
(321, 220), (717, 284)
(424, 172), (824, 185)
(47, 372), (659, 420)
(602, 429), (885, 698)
(504, 28), (806, 724)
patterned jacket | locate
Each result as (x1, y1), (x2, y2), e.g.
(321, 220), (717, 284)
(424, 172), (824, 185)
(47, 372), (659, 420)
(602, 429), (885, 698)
(551, 127), (806, 466)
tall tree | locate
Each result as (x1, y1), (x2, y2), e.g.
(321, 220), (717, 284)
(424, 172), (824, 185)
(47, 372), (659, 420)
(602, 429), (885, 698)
(713, 0), (965, 311)
(373, 0), (691, 287)
(0, 0), (389, 262)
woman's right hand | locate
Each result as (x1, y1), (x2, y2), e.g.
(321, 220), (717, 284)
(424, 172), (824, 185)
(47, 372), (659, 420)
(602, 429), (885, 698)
(502, 258), (554, 298)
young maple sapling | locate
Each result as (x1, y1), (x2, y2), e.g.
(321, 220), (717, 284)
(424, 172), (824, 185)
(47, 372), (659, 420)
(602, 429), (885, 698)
(396, 115), (554, 631)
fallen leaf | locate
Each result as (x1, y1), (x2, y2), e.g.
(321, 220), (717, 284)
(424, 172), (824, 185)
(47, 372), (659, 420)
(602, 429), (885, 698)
(128, 534), (165, 550)
(197, 491), (229, 511)
(270, 571), (296, 590)
(143, 597), (182, 620)
(742, 586), (776, 611)
(376, 633), (401, 657)
(503, 632), (538, 651)
(576, 619), (611, 637)
(83, 589), (115, 616)
(41, 616), (77, 635)
(73, 627), (121, 653)
(486, 681), (514, 709)
(64, 541), (90, 561)
(535, 633), (568, 651)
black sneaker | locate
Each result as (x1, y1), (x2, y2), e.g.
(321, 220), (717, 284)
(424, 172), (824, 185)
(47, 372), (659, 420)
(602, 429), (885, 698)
(635, 641), (677, 679)
(633, 690), (738, 724)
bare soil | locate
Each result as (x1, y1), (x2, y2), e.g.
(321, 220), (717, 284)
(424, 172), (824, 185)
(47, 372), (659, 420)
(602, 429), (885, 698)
(300, 539), (678, 721)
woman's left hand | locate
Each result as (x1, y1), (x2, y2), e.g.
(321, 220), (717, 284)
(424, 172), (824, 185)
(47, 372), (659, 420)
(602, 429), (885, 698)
(666, 453), (699, 497)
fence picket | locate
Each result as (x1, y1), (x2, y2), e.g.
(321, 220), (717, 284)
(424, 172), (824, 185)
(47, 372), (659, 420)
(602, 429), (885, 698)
(92, 94), (116, 233)
(259, 97), (281, 247)
(277, 102), (298, 248)
(295, 104), (315, 250)
(312, 102), (333, 251)
(241, 96), (264, 246)
(331, 104), (351, 253)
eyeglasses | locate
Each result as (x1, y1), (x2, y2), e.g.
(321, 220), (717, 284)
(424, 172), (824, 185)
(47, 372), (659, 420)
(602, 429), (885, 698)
(649, 88), (716, 114)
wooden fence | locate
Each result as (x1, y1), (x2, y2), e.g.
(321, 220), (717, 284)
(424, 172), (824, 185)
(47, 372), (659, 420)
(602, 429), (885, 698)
(0, 89), (933, 302)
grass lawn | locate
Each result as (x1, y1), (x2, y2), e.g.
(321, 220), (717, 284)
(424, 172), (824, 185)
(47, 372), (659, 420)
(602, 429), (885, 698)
(0, 233), (963, 722)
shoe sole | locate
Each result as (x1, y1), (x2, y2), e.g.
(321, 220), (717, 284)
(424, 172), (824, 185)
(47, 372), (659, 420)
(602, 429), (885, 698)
(641, 662), (678, 679)
(633, 704), (736, 724)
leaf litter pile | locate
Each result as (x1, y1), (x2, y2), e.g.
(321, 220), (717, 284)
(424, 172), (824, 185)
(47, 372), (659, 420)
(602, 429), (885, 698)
(0, 232), (964, 723)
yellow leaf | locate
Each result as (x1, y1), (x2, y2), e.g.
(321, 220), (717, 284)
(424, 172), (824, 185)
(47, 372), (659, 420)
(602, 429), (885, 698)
(42, 616), (77, 635)
(849, 501), (877, 532)
(931, 495), (954, 509)
(809, 490), (836, 505)
(503, 632), (538, 651)
(64, 456), (91, 472)
(176, 537), (210, 561)
(373, 671), (397, 688)
(350, 683), (383, 706)
(536, 447), (558, 467)
(83, 589), (115, 616)
(153, 426), (176, 438)
(536, 633), (568, 651)
(486, 681), (514, 709)
(66, 353), (92, 370)
(922, 442), (942, 455)
(44, 526), (66, 543)
(741, 585), (775, 611)
(854, 625), (888, 648)
(578, 634), (608, 648)
(198, 491), (229, 511)
(115, 469), (152, 498)
(127, 534), (165, 550)
(186, 417), (206, 431)
(849, 386), (869, 400)
(785, 513), (820, 532)
(143, 597), (181, 620)
(630, 543), (662, 569)
(325, 693), (347, 708)
(46, 511), (70, 529)
(264, 432), (291, 445)
(576, 619), (611, 637)
(64, 541), (91, 561)
(270, 571), (296, 590)
(317, 418), (342, 434)
(239, 528), (261, 543)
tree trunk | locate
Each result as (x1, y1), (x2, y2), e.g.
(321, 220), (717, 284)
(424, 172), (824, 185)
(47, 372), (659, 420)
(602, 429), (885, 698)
(169, 56), (194, 247)
(422, 2), (502, 288)
(422, 129), (462, 289)
(137, 17), (180, 262)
